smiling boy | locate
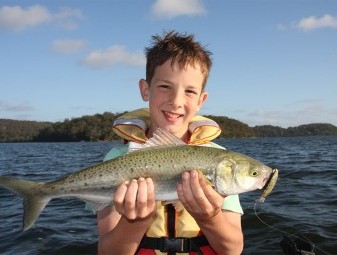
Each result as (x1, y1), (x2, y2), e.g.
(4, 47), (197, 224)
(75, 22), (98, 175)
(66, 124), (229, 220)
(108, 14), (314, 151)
(96, 31), (244, 255)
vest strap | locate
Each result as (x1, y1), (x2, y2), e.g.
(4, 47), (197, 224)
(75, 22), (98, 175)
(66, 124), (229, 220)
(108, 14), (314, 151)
(139, 235), (209, 253)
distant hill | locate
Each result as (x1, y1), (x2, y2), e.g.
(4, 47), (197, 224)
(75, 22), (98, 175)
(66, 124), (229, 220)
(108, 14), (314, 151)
(34, 112), (121, 142)
(0, 119), (52, 142)
(1, 113), (337, 142)
(253, 123), (337, 137)
(205, 115), (255, 138)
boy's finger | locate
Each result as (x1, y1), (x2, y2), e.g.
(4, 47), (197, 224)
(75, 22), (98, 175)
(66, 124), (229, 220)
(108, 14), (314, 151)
(124, 179), (138, 219)
(113, 181), (128, 214)
(136, 178), (148, 217)
(177, 183), (191, 212)
(146, 178), (156, 209)
(181, 172), (194, 204)
(199, 175), (224, 209)
(189, 170), (212, 209)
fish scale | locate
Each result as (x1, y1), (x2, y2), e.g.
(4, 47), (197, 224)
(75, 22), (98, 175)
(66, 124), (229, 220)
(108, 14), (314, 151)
(49, 145), (223, 199)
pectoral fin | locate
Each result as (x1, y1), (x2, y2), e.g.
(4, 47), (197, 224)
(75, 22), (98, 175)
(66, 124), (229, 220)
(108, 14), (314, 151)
(197, 170), (214, 187)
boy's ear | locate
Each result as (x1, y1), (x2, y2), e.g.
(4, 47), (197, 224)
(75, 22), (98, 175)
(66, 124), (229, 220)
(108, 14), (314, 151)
(139, 79), (150, 101)
(198, 91), (208, 108)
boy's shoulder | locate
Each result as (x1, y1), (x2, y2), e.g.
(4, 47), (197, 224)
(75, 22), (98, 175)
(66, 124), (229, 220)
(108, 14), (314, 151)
(103, 142), (129, 161)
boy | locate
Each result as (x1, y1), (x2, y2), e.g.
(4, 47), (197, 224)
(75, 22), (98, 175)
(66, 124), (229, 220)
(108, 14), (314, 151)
(96, 31), (244, 255)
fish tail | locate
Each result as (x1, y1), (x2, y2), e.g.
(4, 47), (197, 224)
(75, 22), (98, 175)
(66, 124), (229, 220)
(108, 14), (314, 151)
(0, 176), (50, 231)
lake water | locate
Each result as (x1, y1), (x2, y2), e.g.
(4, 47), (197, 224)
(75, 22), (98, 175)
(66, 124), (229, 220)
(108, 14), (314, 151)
(0, 136), (336, 255)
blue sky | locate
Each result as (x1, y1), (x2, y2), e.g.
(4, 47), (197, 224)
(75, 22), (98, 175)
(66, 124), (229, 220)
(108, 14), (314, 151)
(1, 0), (336, 128)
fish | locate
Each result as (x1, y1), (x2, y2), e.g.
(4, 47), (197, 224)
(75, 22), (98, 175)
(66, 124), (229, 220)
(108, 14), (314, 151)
(0, 128), (276, 231)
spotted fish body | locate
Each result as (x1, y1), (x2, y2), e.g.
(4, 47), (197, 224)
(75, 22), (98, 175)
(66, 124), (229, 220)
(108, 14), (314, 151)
(0, 129), (275, 231)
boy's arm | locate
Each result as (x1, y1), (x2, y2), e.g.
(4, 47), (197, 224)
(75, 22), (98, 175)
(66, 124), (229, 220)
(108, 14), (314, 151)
(97, 178), (156, 255)
(197, 211), (243, 255)
(97, 207), (152, 255)
(177, 170), (244, 255)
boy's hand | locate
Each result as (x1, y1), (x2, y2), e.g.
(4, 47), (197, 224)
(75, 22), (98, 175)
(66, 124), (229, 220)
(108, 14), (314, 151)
(113, 177), (156, 222)
(177, 170), (225, 222)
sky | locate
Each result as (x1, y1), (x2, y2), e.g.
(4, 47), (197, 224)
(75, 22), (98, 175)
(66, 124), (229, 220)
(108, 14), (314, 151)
(1, 0), (336, 128)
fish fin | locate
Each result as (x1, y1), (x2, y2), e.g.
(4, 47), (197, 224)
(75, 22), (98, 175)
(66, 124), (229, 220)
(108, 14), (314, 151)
(0, 176), (49, 231)
(128, 128), (185, 152)
(84, 201), (112, 213)
(161, 200), (175, 206)
(197, 170), (214, 187)
(23, 197), (50, 231)
(162, 200), (185, 212)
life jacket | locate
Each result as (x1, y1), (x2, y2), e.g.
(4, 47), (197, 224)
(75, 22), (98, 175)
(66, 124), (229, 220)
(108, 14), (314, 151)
(112, 108), (221, 255)
(112, 108), (221, 145)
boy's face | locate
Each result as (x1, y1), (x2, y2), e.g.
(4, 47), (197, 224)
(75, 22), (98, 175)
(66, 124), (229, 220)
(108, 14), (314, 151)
(139, 59), (208, 141)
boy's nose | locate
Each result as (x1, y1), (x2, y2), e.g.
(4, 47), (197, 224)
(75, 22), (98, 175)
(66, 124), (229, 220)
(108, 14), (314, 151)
(168, 90), (183, 108)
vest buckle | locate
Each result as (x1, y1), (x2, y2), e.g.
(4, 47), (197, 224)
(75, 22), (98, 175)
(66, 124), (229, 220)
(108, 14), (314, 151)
(138, 235), (209, 253)
(160, 237), (190, 252)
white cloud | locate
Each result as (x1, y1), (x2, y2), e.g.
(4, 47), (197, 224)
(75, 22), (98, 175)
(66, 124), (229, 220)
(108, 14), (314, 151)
(0, 5), (82, 31)
(81, 45), (145, 69)
(0, 5), (50, 31)
(150, 0), (206, 19)
(52, 39), (86, 54)
(245, 103), (334, 128)
(52, 7), (83, 29)
(0, 100), (34, 113)
(247, 109), (285, 127)
(295, 14), (337, 31)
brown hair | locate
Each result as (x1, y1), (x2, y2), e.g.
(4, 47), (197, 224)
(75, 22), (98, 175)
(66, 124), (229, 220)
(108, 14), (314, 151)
(145, 30), (212, 89)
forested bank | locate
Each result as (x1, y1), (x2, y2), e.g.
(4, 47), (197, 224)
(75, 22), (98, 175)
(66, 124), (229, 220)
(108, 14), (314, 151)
(1, 112), (337, 142)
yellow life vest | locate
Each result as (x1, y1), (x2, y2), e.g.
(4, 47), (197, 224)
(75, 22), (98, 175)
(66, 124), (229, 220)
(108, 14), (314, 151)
(112, 108), (221, 255)
(112, 108), (221, 145)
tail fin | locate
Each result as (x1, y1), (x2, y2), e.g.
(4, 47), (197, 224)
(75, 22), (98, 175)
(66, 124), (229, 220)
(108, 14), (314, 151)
(0, 176), (50, 231)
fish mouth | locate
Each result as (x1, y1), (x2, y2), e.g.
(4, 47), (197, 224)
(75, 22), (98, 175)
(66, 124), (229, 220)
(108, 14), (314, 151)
(257, 177), (269, 190)
(263, 169), (278, 190)
(261, 177), (269, 188)
(257, 169), (273, 189)
(257, 168), (279, 203)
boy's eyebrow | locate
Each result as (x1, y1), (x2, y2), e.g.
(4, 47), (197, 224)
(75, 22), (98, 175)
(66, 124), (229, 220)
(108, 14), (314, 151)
(157, 79), (173, 84)
(157, 80), (200, 89)
(155, 78), (202, 90)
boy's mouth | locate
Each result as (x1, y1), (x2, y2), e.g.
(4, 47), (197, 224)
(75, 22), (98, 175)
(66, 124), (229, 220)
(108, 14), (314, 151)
(163, 111), (183, 120)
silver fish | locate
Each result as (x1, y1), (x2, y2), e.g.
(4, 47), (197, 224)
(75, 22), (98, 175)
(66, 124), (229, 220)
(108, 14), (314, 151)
(0, 129), (275, 231)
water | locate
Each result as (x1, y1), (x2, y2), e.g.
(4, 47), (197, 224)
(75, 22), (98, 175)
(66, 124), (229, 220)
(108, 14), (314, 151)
(0, 137), (336, 254)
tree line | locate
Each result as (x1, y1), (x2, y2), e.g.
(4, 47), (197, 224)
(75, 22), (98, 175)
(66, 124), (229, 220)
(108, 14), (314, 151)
(1, 112), (337, 142)
(0, 119), (51, 142)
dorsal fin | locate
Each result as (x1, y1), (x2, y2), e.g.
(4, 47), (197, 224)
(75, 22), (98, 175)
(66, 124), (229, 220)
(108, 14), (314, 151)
(128, 128), (185, 152)
(145, 128), (185, 147)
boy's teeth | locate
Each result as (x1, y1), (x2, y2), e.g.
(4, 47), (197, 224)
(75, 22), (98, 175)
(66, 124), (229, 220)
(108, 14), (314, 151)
(165, 112), (180, 118)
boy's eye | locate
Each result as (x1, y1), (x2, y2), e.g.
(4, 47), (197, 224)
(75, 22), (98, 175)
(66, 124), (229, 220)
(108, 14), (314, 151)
(158, 84), (170, 89)
(186, 89), (198, 95)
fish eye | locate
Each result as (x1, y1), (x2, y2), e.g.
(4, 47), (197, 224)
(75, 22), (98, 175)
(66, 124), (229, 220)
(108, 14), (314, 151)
(249, 169), (259, 177)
